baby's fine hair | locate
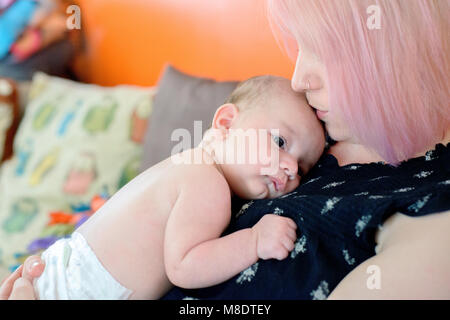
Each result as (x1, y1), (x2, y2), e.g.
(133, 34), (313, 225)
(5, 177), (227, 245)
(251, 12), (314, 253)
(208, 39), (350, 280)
(225, 75), (288, 113)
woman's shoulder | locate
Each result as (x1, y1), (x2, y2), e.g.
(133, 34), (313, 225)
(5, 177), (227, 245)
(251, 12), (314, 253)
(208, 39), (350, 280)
(310, 141), (449, 182)
(229, 142), (449, 245)
(292, 141), (449, 234)
(271, 142), (446, 235)
(303, 141), (449, 204)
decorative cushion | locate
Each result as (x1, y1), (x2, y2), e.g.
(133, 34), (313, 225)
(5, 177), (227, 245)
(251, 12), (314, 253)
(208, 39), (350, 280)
(0, 72), (156, 277)
(140, 65), (238, 171)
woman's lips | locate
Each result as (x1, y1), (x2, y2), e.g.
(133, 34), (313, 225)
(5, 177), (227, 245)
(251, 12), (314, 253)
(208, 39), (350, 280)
(315, 109), (328, 120)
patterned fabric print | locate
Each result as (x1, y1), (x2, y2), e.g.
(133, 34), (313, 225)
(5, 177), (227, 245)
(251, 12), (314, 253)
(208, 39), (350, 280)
(0, 72), (156, 279)
(290, 235), (307, 259)
(0, 99), (14, 162)
(310, 281), (330, 300)
(162, 143), (450, 300)
(236, 263), (259, 285)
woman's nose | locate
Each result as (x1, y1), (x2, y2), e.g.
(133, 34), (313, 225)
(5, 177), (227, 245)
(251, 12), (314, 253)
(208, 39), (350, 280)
(291, 54), (305, 92)
(291, 52), (323, 92)
(292, 72), (322, 93)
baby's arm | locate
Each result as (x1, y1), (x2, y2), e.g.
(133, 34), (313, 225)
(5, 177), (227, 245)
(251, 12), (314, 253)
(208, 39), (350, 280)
(164, 165), (297, 289)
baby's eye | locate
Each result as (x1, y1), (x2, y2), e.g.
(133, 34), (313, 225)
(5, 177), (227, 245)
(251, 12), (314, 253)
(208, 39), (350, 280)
(272, 135), (287, 150)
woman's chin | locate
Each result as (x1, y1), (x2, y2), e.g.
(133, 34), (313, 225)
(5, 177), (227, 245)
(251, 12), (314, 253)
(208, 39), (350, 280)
(325, 124), (352, 143)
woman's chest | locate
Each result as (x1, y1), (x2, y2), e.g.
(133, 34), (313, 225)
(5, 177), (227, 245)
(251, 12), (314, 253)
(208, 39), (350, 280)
(375, 209), (450, 254)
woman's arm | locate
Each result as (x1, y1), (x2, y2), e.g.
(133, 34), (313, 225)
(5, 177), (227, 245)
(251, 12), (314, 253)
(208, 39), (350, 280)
(328, 210), (450, 299)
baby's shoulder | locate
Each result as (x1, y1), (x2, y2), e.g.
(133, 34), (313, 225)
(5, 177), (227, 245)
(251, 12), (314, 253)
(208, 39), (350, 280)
(170, 149), (229, 190)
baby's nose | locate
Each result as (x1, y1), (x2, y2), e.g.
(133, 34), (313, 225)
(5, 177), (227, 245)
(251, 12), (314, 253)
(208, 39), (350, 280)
(281, 156), (298, 179)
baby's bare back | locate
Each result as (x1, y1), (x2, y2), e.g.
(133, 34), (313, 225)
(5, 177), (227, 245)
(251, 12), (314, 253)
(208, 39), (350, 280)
(76, 148), (215, 299)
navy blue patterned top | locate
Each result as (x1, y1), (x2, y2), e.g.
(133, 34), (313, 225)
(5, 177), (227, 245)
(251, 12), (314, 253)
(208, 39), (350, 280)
(162, 142), (450, 300)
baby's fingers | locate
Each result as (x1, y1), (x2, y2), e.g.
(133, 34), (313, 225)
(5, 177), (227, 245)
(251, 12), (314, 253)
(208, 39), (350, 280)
(281, 236), (295, 254)
(286, 228), (297, 242)
(274, 246), (290, 260)
(283, 217), (297, 230)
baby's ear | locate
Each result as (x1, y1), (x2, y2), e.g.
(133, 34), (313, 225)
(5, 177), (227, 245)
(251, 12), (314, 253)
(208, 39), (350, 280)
(202, 128), (223, 144)
(212, 103), (239, 131)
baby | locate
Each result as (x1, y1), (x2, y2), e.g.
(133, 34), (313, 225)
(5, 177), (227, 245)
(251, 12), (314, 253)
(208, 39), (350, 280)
(33, 75), (326, 299)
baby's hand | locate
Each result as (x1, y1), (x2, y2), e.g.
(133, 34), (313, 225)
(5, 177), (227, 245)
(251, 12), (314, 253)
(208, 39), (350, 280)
(252, 214), (298, 260)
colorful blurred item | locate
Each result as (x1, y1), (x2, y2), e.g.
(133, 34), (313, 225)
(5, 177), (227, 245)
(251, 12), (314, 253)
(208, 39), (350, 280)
(63, 152), (97, 195)
(29, 147), (60, 186)
(0, 77), (19, 162)
(2, 198), (39, 234)
(11, 9), (68, 62)
(130, 97), (152, 143)
(0, 0), (16, 12)
(9, 27), (42, 62)
(9, 190), (110, 272)
(0, 0), (71, 62)
(82, 96), (118, 134)
(0, 0), (38, 59)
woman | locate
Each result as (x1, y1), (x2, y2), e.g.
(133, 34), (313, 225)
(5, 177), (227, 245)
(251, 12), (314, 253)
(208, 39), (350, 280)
(2, 0), (449, 299)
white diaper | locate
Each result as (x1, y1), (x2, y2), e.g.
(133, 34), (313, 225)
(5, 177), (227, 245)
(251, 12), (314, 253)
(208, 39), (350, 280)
(34, 232), (133, 300)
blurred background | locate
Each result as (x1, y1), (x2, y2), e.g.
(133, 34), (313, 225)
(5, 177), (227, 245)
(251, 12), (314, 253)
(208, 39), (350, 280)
(0, 0), (294, 278)
(0, 0), (293, 85)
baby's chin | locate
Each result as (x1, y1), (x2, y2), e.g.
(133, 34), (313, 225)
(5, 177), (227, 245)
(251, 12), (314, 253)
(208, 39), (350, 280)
(232, 185), (269, 200)
(235, 190), (268, 200)
(249, 184), (282, 200)
(232, 179), (291, 200)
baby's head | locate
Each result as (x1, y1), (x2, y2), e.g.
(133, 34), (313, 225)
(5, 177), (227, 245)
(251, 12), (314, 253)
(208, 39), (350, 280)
(203, 75), (325, 199)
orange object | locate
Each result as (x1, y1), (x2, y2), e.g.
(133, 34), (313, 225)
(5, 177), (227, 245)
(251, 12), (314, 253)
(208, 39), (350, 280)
(90, 195), (107, 212)
(130, 108), (150, 143)
(48, 211), (75, 225)
(72, 0), (293, 86)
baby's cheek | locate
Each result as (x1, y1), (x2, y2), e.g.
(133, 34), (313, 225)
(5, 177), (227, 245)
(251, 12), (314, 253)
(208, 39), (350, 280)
(288, 177), (300, 193)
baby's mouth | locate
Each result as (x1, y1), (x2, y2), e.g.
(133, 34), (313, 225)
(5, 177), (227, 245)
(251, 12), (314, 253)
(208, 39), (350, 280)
(266, 178), (277, 197)
(270, 177), (285, 192)
(265, 176), (288, 197)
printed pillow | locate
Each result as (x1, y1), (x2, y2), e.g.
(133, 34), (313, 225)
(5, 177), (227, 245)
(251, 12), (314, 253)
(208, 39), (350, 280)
(0, 72), (156, 277)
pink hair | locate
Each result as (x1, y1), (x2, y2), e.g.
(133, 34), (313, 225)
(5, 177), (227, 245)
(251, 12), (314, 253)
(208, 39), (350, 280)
(267, 0), (449, 165)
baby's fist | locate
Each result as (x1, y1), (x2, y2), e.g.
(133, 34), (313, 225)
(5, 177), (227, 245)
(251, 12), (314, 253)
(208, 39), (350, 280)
(252, 214), (298, 260)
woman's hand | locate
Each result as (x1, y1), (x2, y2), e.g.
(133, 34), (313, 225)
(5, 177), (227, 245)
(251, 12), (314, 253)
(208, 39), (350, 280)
(0, 256), (44, 300)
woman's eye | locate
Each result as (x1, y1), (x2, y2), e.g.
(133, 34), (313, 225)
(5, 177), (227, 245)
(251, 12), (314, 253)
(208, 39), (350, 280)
(272, 135), (287, 150)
